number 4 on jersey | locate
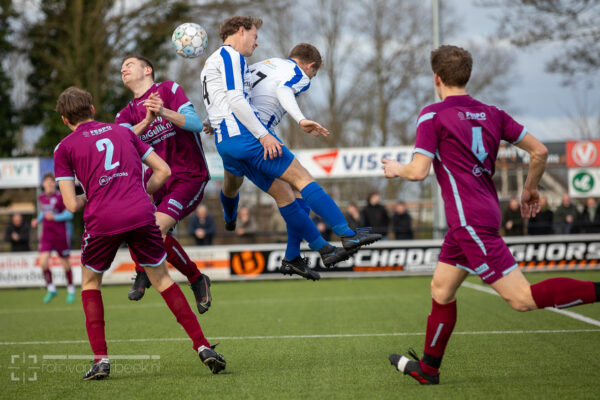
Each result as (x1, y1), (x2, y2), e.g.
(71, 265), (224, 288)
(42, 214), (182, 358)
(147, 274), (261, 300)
(471, 127), (488, 163)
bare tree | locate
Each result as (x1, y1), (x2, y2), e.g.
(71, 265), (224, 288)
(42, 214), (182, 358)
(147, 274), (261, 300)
(480, 0), (600, 84)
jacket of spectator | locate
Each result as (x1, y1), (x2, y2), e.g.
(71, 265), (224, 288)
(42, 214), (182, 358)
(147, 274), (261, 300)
(502, 198), (524, 236)
(188, 205), (216, 246)
(577, 198), (600, 234)
(4, 213), (31, 252)
(553, 194), (578, 234)
(527, 196), (554, 235)
(392, 202), (413, 240)
(361, 192), (389, 237)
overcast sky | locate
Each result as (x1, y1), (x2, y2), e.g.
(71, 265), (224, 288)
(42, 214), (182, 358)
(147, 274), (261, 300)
(446, 0), (599, 142)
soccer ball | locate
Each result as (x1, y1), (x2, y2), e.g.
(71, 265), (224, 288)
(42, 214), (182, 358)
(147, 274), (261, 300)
(172, 22), (208, 58)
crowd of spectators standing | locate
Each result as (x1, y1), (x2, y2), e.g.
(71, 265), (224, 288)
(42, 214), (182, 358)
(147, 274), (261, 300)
(6, 192), (600, 251)
(502, 194), (600, 236)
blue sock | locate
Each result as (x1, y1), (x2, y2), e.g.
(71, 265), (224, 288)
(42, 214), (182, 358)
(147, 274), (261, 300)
(300, 182), (355, 237)
(296, 197), (311, 214)
(220, 190), (239, 223)
(285, 198), (314, 259)
(279, 201), (327, 253)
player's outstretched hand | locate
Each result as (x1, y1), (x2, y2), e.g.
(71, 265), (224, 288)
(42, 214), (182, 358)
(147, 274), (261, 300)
(382, 158), (402, 179)
(260, 134), (283, 160)
(299, 119), (329, 137)
(520, 187), (541, 218)
(203, 119), (215, 135)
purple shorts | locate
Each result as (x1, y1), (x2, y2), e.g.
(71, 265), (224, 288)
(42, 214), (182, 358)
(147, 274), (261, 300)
(439, 226), (518, 284)
(39, 233), (70, 257)
(81, 223), (166, 273)
(151, 176), (208, 222)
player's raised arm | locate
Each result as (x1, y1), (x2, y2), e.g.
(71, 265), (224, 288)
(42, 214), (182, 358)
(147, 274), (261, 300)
(144, 89), (204, 133)
(514, 132), (548, 218)
(382, 153), (432, 181)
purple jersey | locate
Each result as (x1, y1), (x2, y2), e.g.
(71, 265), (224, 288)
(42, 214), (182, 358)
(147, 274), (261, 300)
(38, 192), (68, 240)
(115, 81), (209, 181)
(414, 95), (526, 230)
(54, 120), (156, 235)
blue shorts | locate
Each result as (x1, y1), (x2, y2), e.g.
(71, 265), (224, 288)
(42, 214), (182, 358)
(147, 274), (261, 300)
(439, 225), (518, 284)
(217, 134), (294, 192)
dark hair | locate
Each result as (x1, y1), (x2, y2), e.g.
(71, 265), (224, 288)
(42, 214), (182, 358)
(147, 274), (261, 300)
(55, 86), (94, 125)
(219, 16), (263, 41)
(122, 54), (155, 80)
(43, 172), (55, 182)
(289, 43), (322, 69)
(430, 45), (472, 87)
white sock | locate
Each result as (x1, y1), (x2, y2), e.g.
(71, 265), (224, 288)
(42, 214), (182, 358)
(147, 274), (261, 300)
(47, 283), (56, 292)
(67, 285), (75, 294)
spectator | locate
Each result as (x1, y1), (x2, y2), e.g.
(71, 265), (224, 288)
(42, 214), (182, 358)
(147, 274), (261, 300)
(269, 205), (288, 243)
(554, 193), (578, 234)
(188, 205), (216, 246)
(527, 195), (554, 235)
(361, 191), (390, 238)
(344, 202), (362, 230)
(502, 197), (524, 236)
(392, 201), (413, 240)
(311, 214), (332, 241)
(5, 213), (31, 252)
(578, 197), (600, 234)
(235, 207), (258, 243)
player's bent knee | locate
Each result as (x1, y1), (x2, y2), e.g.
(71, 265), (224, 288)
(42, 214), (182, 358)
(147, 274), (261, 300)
(430, 280), (456, 304)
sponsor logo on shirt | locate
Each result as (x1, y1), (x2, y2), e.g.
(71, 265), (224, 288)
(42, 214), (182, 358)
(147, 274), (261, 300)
(168, 198), (183, 210)
(472, 164), (492, 177)
(458, 111), (486, 121)
(83, 126), (113, 137)
(140, 117), (176, 142)
(98, 172), (129, 186)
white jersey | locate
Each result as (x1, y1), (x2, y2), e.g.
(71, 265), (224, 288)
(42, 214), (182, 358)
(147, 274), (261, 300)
(249, 58), (311, 130)
(201, 45), (259, 143)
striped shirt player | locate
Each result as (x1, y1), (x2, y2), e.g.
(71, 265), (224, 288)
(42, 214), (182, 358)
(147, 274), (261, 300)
(249, 57), (311, 132)
(201, 44), (295, 192)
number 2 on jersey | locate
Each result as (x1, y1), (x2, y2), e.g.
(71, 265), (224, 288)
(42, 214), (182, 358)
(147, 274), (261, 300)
(96, 138), (120, 171)
(471, 127), (488, 163)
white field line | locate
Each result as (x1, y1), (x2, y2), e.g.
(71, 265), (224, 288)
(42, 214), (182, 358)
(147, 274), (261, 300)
(462, 281), (600, 328)
(1, 329), (599, 346)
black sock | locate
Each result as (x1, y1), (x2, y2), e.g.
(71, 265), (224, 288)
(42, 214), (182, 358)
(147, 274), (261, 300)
(422, 352), (442, 369)
(595, 282), (600, 302)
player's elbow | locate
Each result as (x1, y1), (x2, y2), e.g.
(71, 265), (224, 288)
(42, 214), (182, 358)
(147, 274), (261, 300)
(64, 201), (78, 214)
(532, 143), (548, 162)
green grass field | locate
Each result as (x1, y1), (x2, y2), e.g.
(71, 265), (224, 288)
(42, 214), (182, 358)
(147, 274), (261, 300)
(1, 271), (599, 399)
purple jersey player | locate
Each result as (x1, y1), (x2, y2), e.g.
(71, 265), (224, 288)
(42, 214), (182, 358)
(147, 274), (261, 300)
(31, 173), (74, 304)
(382, 45), (600, 385)
(54, 86), (225, 381)
(116, 55), (211, 313)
